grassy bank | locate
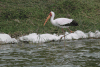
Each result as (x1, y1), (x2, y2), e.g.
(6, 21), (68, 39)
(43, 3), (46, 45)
(0, 0), (100, 37)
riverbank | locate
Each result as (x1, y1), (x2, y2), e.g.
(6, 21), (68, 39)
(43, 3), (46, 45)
(0, 0), (100, 38)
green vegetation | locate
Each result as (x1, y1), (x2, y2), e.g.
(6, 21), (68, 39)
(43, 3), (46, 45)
(0, 0), (100, 37)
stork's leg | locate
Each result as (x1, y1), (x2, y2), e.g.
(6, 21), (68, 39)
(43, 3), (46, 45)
(59, 28), (73, 42)
(60, 28), (65, 41)
(67, 28), (73, 33)
(60, 28), (73, 40)
(62, 28), (64, 34)
(62, 28), (65, 38)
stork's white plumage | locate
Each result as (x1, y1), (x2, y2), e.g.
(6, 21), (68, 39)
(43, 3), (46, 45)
(44, 11), (78, 39)
(44, 11), (78, 31)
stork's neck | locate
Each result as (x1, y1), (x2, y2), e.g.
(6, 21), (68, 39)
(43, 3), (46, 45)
(50, 13), (55, 23)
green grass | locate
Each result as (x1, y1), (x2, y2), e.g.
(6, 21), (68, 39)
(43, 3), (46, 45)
(0, 0), (100, 37)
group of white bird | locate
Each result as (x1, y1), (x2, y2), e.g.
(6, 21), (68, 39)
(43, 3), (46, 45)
(0, 30), (100, 44)
(0, 11), (100, 44)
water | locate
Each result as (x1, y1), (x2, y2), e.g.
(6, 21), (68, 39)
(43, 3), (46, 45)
(0, 39), (100, 67)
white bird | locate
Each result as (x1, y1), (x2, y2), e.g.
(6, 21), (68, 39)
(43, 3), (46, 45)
(44, 11), (78, 38)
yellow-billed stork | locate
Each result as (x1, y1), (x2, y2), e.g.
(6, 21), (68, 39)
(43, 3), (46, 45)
(44, 11), (78, 38)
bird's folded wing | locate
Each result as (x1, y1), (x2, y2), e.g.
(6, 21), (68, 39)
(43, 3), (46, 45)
(55, 18), (73, 25)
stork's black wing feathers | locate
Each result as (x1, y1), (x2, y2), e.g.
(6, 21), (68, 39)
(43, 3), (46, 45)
(60, 20), (78, 26)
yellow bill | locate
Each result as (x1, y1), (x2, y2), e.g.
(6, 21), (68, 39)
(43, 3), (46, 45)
(44, 15), (51, 26)
(44, 12), (52, 26)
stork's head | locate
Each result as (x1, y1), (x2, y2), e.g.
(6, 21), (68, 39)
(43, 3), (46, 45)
(44, 11), (54, 26)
